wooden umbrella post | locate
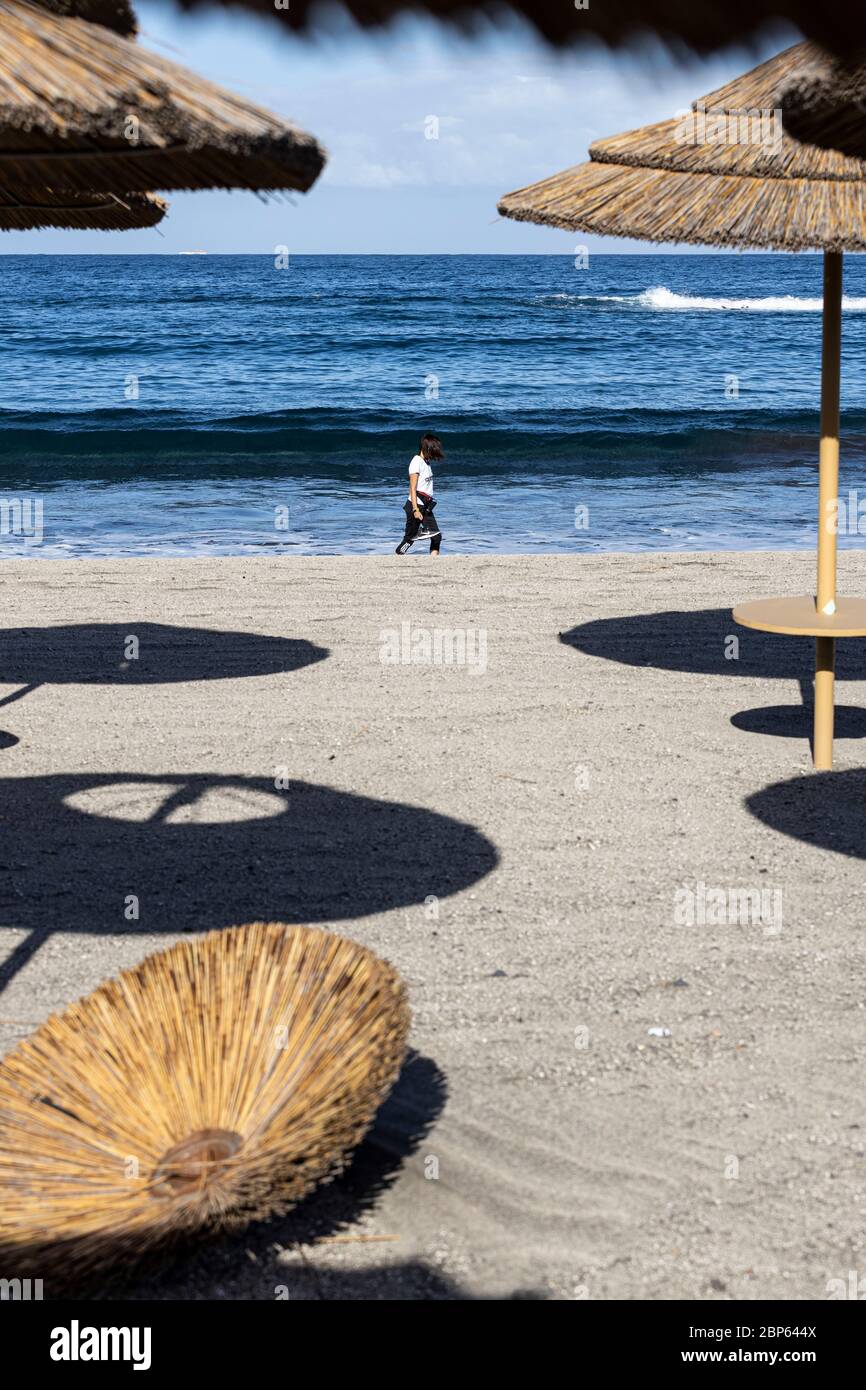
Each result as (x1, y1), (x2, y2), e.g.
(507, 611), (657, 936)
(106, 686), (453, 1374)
(734, 247), (866, 770)
(497, 40), (866, 771)
(814, 249), (843, 770)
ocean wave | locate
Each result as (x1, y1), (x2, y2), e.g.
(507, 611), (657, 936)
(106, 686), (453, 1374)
(636, 286), (866, 312)
(1, 404), (865, 478)
(0, 403), (842, 436)
(539, 286), (866, 312)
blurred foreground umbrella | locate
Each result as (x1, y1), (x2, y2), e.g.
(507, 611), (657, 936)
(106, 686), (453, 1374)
(499, 42), (866, 770)
(0, 923), (409, 1280)
(0, 0), (325, 199)
(164, 0), (866, 59)
(0, 187), (164, 229)
(35, 0), (134, 29)
(781, 50), (866, 160)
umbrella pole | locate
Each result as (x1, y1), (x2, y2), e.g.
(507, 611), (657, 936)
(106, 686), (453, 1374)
(814, 249), (843, 770)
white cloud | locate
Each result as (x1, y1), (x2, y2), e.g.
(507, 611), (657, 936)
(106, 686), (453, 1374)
(325, 159), (426, 189)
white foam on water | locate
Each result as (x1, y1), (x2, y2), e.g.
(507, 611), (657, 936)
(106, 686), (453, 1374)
(637, 286), (832, 311)
(541, 286), (866, 312)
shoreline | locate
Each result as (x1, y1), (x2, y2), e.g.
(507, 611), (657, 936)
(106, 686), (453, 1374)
(2, 542), (864, 562)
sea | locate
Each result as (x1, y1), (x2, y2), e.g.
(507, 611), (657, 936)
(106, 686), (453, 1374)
(2, 252), (866, 558)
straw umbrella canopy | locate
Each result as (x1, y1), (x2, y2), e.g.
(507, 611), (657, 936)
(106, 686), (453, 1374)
(498, 41), (866, 770)
(148, 0), (866, 59)
(0, 923), (409, 1279)
(0, 187), (165, 229)
(499, 44), (866, 251)
(781, 51), (866, 161)
(0, 0), (326, 200)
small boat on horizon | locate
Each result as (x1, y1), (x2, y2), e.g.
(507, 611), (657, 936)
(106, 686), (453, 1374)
(178, 249), (208, 255)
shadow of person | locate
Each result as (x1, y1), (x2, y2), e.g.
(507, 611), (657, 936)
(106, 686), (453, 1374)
(746, 768), (866, 859)
(0, 772), (498, 991)
(560, 607), (866, 751)
(0, 622), (328, 710)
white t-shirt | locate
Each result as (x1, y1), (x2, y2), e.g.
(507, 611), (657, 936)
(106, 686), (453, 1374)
(408, 453), (433, 500)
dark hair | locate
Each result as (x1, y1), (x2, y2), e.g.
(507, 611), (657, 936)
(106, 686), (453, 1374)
(420, 433), (444, 462)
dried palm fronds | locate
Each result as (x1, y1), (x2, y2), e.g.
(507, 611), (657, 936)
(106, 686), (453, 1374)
(589, 114), (865, 182)
(0, 187), (165, 230)
(499, 161), (866, 253)
(498, 42), (866, 251)
(697, 42), (821, 112)
(680, 40), (866, 165)
(0, 923), (409, 1279)
(0, 0), (326, 198)
(167, 0), (866, 59)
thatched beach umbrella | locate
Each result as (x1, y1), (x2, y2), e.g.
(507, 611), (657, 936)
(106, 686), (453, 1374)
(0, 0), (325, 199)
(499, 42), (866, 770)
(0, 187), (165, 229)
(781, 51), (866, 161)
(0, 4), (161, 234)
(0, 922), (409, 1279)
(158, 0), (866, 60)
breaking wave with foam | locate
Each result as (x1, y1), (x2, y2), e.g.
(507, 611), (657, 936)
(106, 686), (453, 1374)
(556, 286), (866, 312)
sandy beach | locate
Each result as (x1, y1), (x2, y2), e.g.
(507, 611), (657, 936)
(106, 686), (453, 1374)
(2, 549), (865, 1301)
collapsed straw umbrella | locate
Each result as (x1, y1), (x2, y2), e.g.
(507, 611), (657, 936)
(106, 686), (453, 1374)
(0, 0), (325, 199)
(0, 922), (409, 1279)
(498, 42), (866, 771)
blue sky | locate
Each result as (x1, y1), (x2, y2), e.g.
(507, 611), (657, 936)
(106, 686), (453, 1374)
(7, 3), (800, 253)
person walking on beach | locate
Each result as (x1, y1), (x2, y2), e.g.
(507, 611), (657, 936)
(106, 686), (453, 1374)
(395, 433), (443, 556)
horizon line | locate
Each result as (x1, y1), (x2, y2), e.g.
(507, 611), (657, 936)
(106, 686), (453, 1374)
(0, 249), (825, 257)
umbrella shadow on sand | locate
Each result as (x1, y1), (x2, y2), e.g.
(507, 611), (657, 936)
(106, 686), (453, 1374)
(560, 607), (866, 749)
(0, 619), (328, 692)
(0, 621), (327, 750)
(0, 621), (329, 712)
(747, 768), (866, 859)
(0, 771), (498, 993)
